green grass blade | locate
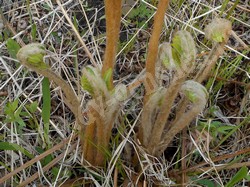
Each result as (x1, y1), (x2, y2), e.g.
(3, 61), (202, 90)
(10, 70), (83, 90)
(42, 77), (51, 148)
(226, 0), (240, 19)
(6, 38), (20, 59)
(216, 116), (250, 149)
(31, 23), (37, 41)
(225, 166), (248, 187)
(0, 142), (34, 159)
(196, 179), (218, 187)
(220, 0), (230, 16)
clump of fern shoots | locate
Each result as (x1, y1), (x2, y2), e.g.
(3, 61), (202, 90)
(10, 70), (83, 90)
(15, 2), (233, 184)
(81, 66), (128, 166)
(139, 30), (207, 156)
(138, 18), (232, 158)
(80, 0), (125, 166)
(16, 0), (125, 167)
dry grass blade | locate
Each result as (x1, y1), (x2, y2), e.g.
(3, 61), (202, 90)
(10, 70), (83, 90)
(56, 0), (97, 67)
(0, 135), (77, 185)
(193, 161), (250, 174)
(173, 147), (250, 175)
(17, 142), (78, 187)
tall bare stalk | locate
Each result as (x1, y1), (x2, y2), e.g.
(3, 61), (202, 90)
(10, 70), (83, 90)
(144, 0), (170, 99)
(82, 0), (123, 166)
(138, 0), (170, 145)
(102, 0), (122, 89)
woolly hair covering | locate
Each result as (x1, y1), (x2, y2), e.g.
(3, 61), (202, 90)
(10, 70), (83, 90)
(204, 18), (232, 42)
(17, 43), (45, 64)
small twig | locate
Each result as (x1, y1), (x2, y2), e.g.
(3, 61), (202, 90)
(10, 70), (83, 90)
(211, 75), (249, 87)
(230, 30), (249, 49)
(114, 167), (118, 187)
(0, 91), (8, 96)
(236, 85), (250, 124)
(228, 1), (250, 12)
(195, 161), (250, 173)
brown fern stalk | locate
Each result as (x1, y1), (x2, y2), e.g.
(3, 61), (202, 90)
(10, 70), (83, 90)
(83, 108), (97, 164)
(83, 99), (106, 166)
(83, 0), (123, 166)
(195, 42), (226, 83)
(147, 77), (186, 151)
(102, 0), (122, 89)
(155, 81), (208, 156)
(145, 30), (197, 152)
(95, 105), (107, 166)
(138, 0), (170, 146)
(144, 0), (170, 99)
(195, 18), (232, 83)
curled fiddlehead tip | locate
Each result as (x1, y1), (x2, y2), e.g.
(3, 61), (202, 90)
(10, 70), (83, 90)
(157, 42), (175, 70)
(81, 66), (109, 98)
(205, 18), (232, 43)
(141, 87), (167, 146)
(172, 30), (197, 69)
(156, 31), (197, 83)
(17, 43), (47, 68)
(112, 83), (128, 102)
(181, 80), (208, 108)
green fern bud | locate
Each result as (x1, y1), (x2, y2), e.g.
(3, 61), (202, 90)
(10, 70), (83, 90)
(81, 75), (94, 95)
(181, 80), (208, 108)
(113, 84), (128, 102)
(171, 31), (197, 69)
(103, 68), (113, 91)
(81, 66), (109, 98)
(157, 42), (175, 70)
(204, 18), (232, 43)
(17, 43), (47, 69)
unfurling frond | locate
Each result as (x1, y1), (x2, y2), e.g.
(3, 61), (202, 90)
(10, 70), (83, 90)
(17, 43), (47, 69)
(204, 18), (232, 43)
(181, 80), (208, 108)
(171, 30), (197, 73)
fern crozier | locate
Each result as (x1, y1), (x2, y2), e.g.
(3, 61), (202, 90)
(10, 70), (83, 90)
(17, 43), (47, 68)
